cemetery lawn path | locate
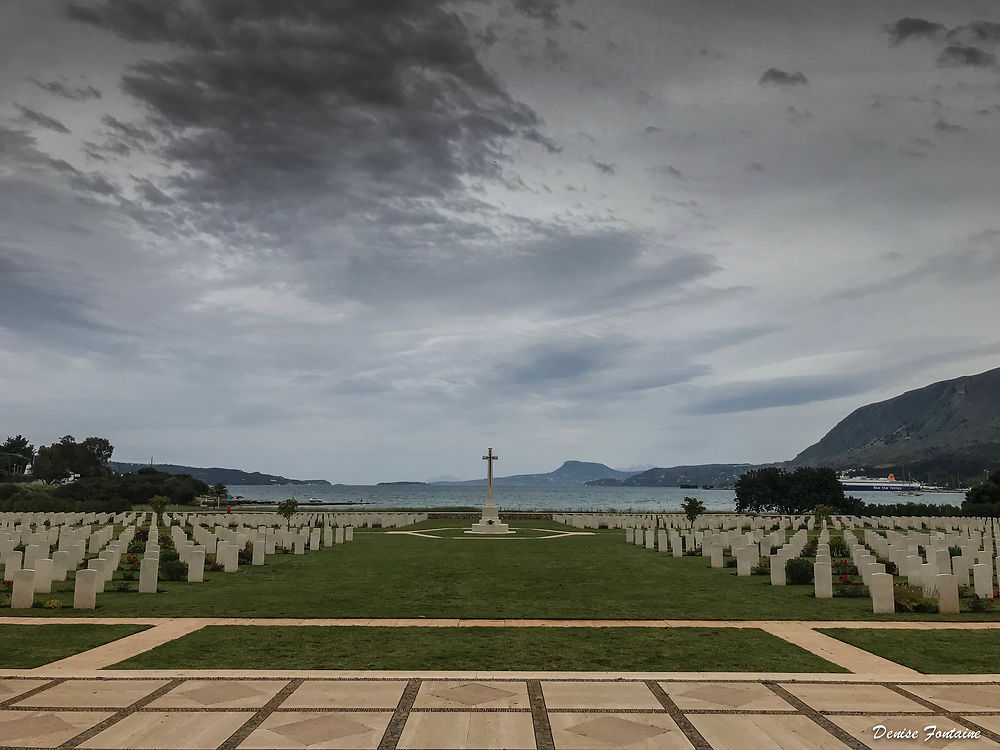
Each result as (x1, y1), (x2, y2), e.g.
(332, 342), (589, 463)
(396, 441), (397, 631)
(113, 625), (847, 671)
(0, 624), (149, 668)
(817, 628), (1000, 674)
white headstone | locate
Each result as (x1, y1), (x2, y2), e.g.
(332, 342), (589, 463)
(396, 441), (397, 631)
(187, 548), (205, 582)
(73, 568), (99, 609)
(814, 561), (833, 598)
(870, 572), (894, 613)
(11, 568), (35, 609)
(138, 558), (158, 593)
(33, 558), (54, 594)
(936, 573), (960, 614)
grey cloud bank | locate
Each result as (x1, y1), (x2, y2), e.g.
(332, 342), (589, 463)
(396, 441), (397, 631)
(0, 0), (998, 483)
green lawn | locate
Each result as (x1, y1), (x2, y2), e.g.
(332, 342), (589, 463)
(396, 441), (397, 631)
(818, 628), (1000, 673)
(114, 625), (845, 672)
(2, 520), (997, 620)
(0, 624), (149, 668)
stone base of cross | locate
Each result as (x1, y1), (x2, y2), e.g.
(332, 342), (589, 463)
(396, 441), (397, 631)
(467, 447), (514, 535)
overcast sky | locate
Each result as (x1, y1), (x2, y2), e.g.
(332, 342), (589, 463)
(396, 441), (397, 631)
(2, 1), (1000, 483)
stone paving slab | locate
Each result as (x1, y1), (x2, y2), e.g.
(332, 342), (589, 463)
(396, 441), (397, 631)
(0, 676), (999, 749)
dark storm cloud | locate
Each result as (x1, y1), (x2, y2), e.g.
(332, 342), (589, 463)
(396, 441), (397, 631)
(934, 119), (967, 133)
(0, 248), (119, 341)
(132, 177), (174, 206)
(937, 45), (997, 68)
(45, 157), (120, 197)
(947, 21), (1000, 45)
(688, 374), (873, 415)
(883, 17), (946, 46)
(28, 78), (102, 101)
(100, 115), (156, 143)
(758, 68), (808, 87)
(14, 104), (71, 134)
(504, 341), (626, 385)
(64, 0), (556, 246)
(830, 232), (1000, 300)
(588, 157), (617, 175)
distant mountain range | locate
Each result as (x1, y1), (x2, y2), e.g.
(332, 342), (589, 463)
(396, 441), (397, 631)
(432, 460), (634, 486)
(113, 367), (1000, 490)
(109, 462), (331, 486)
(588, 464), (765, 488)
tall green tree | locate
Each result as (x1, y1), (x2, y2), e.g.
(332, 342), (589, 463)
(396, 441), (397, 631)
(81, 436), (114, 465)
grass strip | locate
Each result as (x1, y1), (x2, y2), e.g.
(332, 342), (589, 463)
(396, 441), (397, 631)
(818, 628), (1000, 674)
(0, 624), (149, 668)
(114, 625), (845, 672)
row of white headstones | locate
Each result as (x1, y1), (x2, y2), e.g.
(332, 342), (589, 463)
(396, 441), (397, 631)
(552, 512), (1000, 615)
(1, 510), (423, 610)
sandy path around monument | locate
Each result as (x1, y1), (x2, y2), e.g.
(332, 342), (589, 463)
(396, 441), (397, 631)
(4, 618), (1000, 676)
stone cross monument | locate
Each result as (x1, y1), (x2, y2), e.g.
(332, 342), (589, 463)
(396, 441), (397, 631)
(468, 447), (513, 535)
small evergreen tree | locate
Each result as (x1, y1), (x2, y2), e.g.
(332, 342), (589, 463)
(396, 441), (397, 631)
(682, 496), (706, 528)
(148, 495), (169, 527)
(277, 497), (299, 523)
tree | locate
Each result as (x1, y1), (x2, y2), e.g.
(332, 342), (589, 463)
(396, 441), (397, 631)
(31, 435), (113, 483)
(148, 495), (169, 526)
(277, 498), (299, 523)
(210, 483), (228, 508)
(734, 466), (848, 514)
(963, 470), (1000, 510)
(682, 496), (706, 527)
(1, 435), (34, 477)
(813, 504), (833, 527)
(81, 436), (114, 465)
(734, 467), (789, 513)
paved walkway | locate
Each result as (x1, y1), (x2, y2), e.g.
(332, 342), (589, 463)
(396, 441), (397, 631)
(2, 619), (1000, 748)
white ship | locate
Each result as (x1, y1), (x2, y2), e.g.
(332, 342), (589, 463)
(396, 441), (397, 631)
(838, 473), (921, 492)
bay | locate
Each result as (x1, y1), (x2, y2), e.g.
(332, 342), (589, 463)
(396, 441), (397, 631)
(225, 484), (966, 513)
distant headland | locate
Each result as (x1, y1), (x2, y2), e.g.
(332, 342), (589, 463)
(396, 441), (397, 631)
(109, 462), (330, 486)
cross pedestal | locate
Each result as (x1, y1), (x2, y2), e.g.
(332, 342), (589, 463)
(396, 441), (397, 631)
(467, 447), (514, 535)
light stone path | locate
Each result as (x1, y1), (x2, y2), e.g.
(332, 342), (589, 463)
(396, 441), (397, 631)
(3, 619), (1000, 748)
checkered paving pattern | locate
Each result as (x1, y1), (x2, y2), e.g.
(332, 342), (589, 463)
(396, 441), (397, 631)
(2, 677), (1000, 749)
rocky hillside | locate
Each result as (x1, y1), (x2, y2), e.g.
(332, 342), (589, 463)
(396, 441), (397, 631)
(791, 366), (1000, 474)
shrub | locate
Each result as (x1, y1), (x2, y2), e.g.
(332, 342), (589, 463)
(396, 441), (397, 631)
(968, 594), (991, 613)
(115, 581), (132, 593)
(43, 599), (63, 609)
(159, 559), (187, 581)
(724, 557), (737, 568)
(800, 539), (817, 558)
(893, 584), (936, 612)
(785, 557), (814, 585)
(833, 575), (868, 597)
(832, 559), (858, 576)
(751, 557), (770, 575)
(948, 545), (962, 557)
(829, 538), (850, 557)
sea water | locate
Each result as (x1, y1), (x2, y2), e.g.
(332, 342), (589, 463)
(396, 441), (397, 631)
(227, 484), (965, 513)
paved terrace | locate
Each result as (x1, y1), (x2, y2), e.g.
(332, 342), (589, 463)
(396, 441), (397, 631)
(2, 619), (1000, 749)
